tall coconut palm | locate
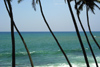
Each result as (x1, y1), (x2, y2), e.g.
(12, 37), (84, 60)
(65, 0), (89, 66)
(74, 0), (98, 66)
(4, 0), (34, 67)
(38, 0), (72, 66)
(74, 0), (100, 49)
(4, 0), (15, 67)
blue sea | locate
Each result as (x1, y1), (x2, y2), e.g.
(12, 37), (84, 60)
(0, 32), (100, 67)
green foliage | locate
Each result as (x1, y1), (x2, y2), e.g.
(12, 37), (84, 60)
(74, 0), (100, 14)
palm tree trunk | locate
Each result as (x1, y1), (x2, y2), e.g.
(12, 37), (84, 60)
(77, 13), (98, 67)
(74, 1), (98, 66)
(5, 1), (15, 67)
(4, 0), (34, 67)
(86, 6), (100, 49)
(38, 0), (72, 67)
(13, 23), (34, 67)
(67, 0), (89, 66)
(11, 20), (15, 67)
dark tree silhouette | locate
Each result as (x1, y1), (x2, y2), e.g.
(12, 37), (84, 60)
(4, 0), (15, 67)
(4, 0), (34, 67)
(13, 22), (34, 67)
(38, 0), (72, 67)
(86, 5), (100, 50)
(74, 0), (98, 66)
(74, 0), (100, 49)
(65, 0), (89, 66)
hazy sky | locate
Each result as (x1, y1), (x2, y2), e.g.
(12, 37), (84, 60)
(0, 0), (100, 32)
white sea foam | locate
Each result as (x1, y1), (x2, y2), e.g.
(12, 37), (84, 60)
(85, 48), (89, 50)
(35, 63), (100, 67)
(57, 50), (60, 51)
(17, 51), (36, 55)
(19, 52), (27, 55)
(94, 36), (96, 38)
(36, 63), (70, 67)
(30, 51), (36, 54)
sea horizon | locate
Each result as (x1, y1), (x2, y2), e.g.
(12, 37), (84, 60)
(0, 31), (100, 33)
(0, 32), (100, 67)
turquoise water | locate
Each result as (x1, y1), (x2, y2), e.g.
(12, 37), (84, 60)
(0, 32), (100, 67)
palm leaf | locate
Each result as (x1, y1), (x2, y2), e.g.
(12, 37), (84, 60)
(94, 3), (100, 9)
(78, 2), (84, 11)
(18, 0), (23, 3)
(36, 0), (39, 4)
(32, 0), (36, 10)
(95, 0), (100, 3)
(76, 0), (82, 5)
(64, 0), (67, 3)
(88, 4), (95, 14)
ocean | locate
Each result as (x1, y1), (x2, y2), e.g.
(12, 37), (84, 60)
(0, 32), (100, 67)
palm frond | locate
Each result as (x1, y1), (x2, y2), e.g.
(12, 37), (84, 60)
(91, 8), (95, 14)
(77, 9), (80, 15)
(32, 0), (36, 10)
(69, 0), (74, 2)
(94, 3), (100, 9)
(64, 0), (67, 3)
(78, 2), (84, 11)
(36, 0), (39, 4)
(18, 0), (23, 3)
(76, 0), (82, 5)
(95, 0), (100, 3)
(64, 0), (73, 3)
(88, 4), (95, 14)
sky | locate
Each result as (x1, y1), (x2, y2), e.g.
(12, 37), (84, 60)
(0, 0), (100, 32)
